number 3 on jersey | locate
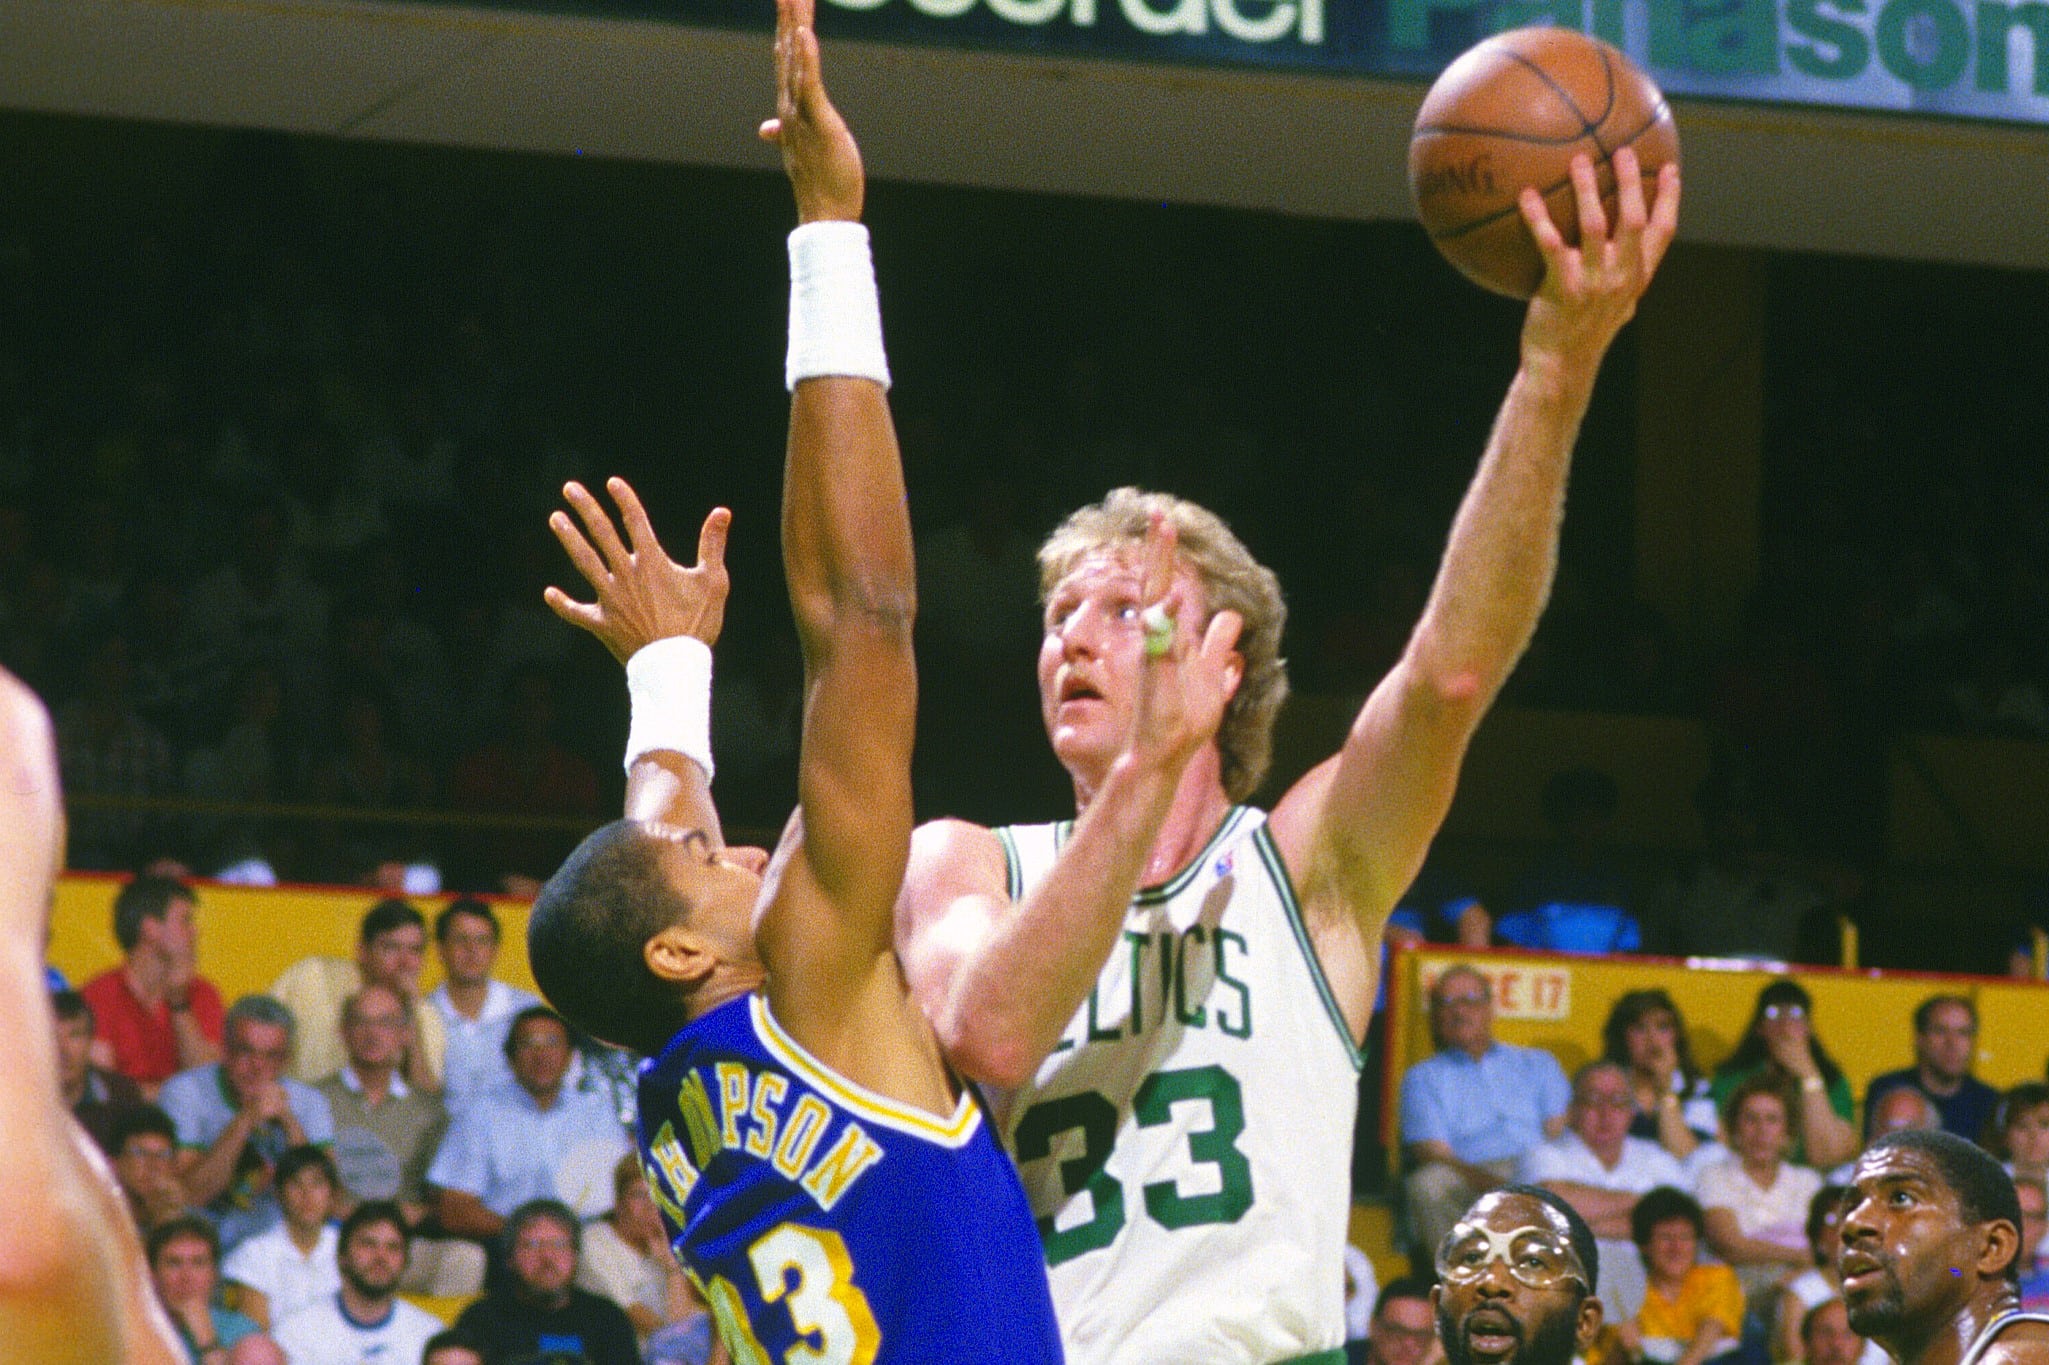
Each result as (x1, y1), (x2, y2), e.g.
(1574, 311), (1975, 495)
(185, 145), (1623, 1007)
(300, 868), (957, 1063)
(1013, 1063), (1254, 1266)
(701, 1224), (882, 1365)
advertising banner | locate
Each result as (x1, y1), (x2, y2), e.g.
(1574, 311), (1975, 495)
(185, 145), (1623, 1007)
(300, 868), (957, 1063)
(557, 0), (2049, 127)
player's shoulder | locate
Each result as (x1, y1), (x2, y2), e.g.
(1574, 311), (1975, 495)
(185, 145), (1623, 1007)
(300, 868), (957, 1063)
(1983, 1316), (2049, 1365)
(903, 818), (1007, 904)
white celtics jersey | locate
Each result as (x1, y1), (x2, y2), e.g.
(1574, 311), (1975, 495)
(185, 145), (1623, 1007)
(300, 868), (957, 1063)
(997, 805), (1361, 1365)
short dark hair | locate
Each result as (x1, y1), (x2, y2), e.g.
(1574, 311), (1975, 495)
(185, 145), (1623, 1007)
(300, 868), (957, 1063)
(421, 1329), (492, 1364)
(146, 1214), (220, 1268)
(1801, 1299), (1849, 1348)
(507, 1198), (581, 1252)
(359, 898), (425, 945)
(1864, 1129), (2025, 1282)
(112, 875), (192, 953)
(1807, 1184), (1848, 1258)
(341, 1200), (411, 1254)
(1500, 1183), (1600, 1295)
(435, 897), (499, 942)
(52, 989), (93, 1029)
(1375, 1275), (1434, 1318)
(1913, 994), (1975, 1034)
(275, 1144), (338, 1191)
(111, 1104), (178, 1155)
(529, 820), (697, 1056)
(503, 1005), (570, 1061)
(1631, 1185), (1705, 1247)
(1600, 989), (1700, 1088)
(1998, 1083), (2049, 1147)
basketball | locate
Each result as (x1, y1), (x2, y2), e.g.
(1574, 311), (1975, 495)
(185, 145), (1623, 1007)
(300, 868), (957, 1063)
(1408, 27), (1679, 299)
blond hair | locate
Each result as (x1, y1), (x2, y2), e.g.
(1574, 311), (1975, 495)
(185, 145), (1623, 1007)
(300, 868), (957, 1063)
(1038, 488), (1288, 801)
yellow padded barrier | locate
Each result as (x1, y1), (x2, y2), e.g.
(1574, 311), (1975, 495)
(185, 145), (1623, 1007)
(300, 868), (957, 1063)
(46, 873), (539, 999)
(1383, 947), (2049, 1147)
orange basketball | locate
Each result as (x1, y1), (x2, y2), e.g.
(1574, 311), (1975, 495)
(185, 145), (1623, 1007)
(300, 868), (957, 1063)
(1408, 27), (1679, 299)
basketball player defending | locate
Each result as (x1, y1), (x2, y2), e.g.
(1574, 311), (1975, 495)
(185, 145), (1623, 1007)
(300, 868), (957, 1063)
(527, 1), (1213, 1356)
(1839, 1130), (2049, 1365)
(892, 155), (1682, 1361)
(0, 665), (184, 1364)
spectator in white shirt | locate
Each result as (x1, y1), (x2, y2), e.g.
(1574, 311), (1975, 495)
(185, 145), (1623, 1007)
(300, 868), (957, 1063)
(221, 1145), (341, 1330)
(270, 1202), (443, 1365)
(577, 1153), (705, 1347)
(428, 898), (539, 1110)
(1520, 1059), (1688, 1322)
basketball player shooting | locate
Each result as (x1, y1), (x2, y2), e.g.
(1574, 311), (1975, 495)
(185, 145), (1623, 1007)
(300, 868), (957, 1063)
(520, 0), (1196, 1356)
(0, 665), (184, 1364)
(890, 152), (1680, 1363)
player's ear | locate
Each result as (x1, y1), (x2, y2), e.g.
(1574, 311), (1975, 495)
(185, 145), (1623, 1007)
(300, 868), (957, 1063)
(1574, 1289), (1604, 1353)
(644, 924), (718, 987)
(1975, 1216), (2021, 1281)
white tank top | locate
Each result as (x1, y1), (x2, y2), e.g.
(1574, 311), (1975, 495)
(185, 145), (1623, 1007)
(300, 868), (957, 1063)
(998, 805), (1362, 1365)
(1957, 1310), (2049, 1365)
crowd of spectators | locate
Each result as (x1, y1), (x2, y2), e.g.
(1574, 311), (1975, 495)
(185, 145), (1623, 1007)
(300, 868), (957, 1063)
(61, 879), (714, 1365)
(2, 115), (2046, 920)
(1396, 970), (2049, 1365)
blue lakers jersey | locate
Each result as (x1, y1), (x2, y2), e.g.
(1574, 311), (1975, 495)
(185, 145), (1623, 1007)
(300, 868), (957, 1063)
(636, 992), (1064, 1364)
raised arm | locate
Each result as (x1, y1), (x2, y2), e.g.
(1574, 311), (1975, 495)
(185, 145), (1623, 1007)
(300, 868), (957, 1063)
(0, 670), (182, 1365)
(547, 480), (731, 840)
(748, 0), (920, 981)
(1269, 151), (1682, 1005)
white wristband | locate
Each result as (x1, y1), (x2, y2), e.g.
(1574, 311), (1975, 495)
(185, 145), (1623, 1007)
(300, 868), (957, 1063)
(624, 636), (714, 781)
(785, 221), (890, 392)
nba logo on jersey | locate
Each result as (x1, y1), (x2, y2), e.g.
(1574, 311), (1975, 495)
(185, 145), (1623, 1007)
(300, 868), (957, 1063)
(1214, 851), (1234, 878)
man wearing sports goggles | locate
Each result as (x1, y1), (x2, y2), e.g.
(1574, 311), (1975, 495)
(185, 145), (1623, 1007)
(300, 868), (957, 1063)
(1433, 1187), (1604, 1365)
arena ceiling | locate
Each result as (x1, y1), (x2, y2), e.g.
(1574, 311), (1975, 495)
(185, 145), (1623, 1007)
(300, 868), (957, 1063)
(3, 0), (2047, 272)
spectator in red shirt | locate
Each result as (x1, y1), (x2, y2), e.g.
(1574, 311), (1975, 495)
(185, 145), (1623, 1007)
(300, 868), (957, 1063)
(81, 875), (225, 1096)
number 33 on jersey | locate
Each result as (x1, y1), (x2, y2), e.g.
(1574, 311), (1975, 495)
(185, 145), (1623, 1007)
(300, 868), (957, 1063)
(637, 993), (1064, 1364)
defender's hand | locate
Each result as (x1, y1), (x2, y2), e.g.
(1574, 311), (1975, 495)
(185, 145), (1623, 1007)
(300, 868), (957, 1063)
(1517, 147), (1680, 373)
(545, 478), (731, 664)
(757, 0), (864, 223)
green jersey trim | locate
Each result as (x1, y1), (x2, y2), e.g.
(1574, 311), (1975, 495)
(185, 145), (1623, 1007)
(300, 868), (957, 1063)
(1252, 823), (1365, 1074)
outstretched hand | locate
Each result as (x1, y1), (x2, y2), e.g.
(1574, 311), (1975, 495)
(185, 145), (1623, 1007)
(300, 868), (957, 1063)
(757, 0), (864, 223)
(1127, 513), (1241, 774)
(1517, 146), (1680, 369)
(544, 478), (731, 664)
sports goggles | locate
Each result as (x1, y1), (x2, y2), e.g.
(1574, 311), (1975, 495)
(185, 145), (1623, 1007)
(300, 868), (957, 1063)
(1435, 1223), (1589, 1292)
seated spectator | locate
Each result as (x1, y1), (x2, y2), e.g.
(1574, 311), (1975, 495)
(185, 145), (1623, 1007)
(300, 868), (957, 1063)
(270, 897), (444, 1092)
(452, 1199), (639, 1365)
(1801, 1298), (1871, 1365)
(578, 1153), (701, 1347)
(2017, 1175), (2049, 1311)
(147, 1214), (268, 1365)
(314, 983), (482, 1298)
(271, 1202), (444, 1365)
(426, 1006), (629, 1247)
(427, 897), (539, 1110)
(160, 995), (334, 1252)
(220, 1146), (341, 1330)
(1708, 980), (1857, 1171)
(1997, 1083), (2049, 1191)
(1399, 965), (1571, 1258)
(111, 1103), (193, 1233)
(1862, 995), (1999, 1145)
(421, 1329), (492, 1365)
(1346, 1276), (1441, 1365)
(1837, 1085), (1940, 1179)
(1621, 1187), (1742, 1365)
(1602, 989), (1721, 1174)
(1495, 767), (1643, 955)
(54, 987), (145, 1152)
(1697, 1077), (1824, 1306)
(1773, 1184), (1886, 1365)
(1520, 1060), (1688, 1323)
(81, 875), (225, 1095)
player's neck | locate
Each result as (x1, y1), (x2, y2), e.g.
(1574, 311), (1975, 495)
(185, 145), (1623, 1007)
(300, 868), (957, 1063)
(1074, 751), (1235, 889)
(685, 961), (768, 1024)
